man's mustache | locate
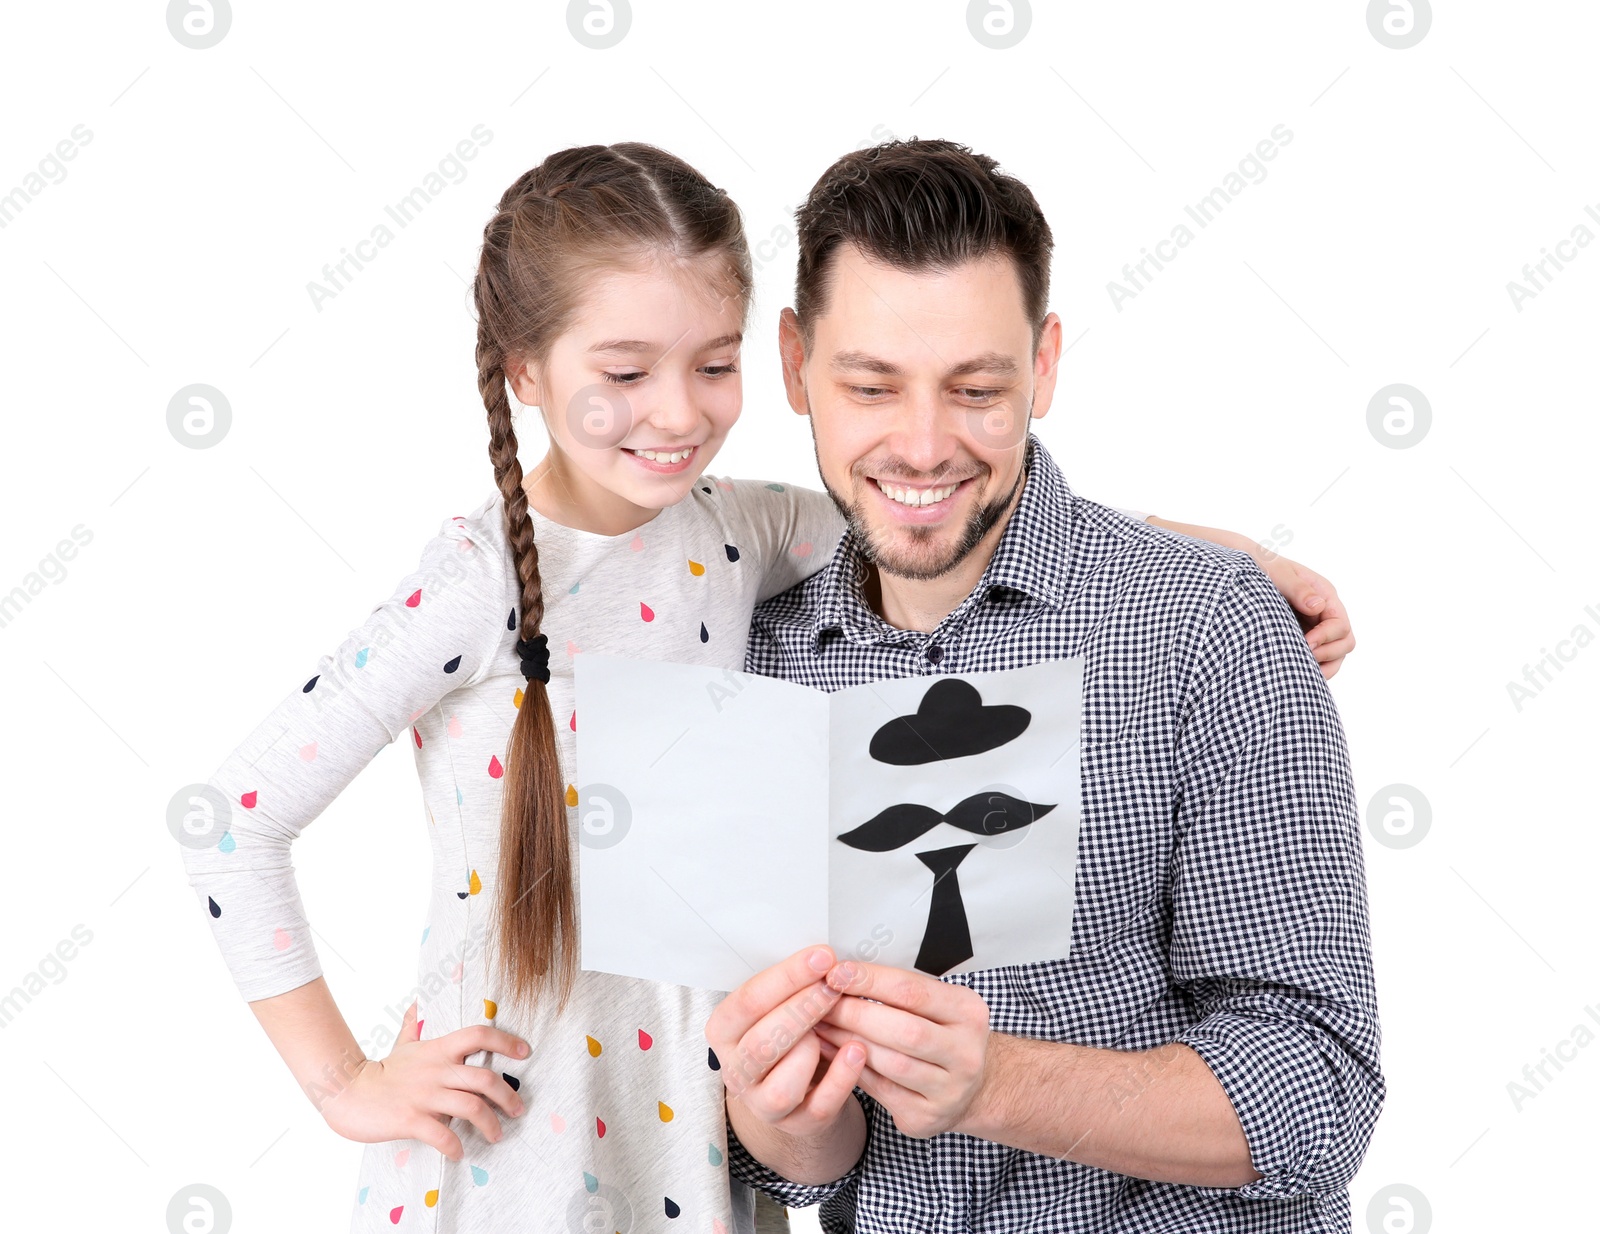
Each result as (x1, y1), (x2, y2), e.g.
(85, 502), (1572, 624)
(837, 791), (1057, 852)
(852, 459), (987, 487)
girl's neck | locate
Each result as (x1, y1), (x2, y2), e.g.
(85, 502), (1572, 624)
(522, 448), (663, 537)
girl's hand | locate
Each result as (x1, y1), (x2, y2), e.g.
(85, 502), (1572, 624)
(320, 1001), (529, 1160)
(1250, 552), (1355, 679)
(1144, 516), (1356, 679)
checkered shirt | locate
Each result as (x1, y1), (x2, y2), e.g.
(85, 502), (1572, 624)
(727, 434), (1384, 1233)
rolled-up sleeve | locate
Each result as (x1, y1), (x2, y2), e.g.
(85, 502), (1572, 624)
(1169, 565), (1385, 1198)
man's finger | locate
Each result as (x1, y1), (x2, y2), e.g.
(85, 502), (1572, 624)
(796, 1036), (868, 1125)
(724, 979), (843, 1095)
(849, 1060), (923, 1125)
(399, 1000), (420, 1043)
(820, 994), (945, 1062)
(710, 946), (837, 1043)
(814, 1016), (943, 1092)
(824, 960), (963, 1024)
(737, 1026), (822, 1124)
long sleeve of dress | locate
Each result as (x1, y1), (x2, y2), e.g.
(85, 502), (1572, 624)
(179, 512), (511, 1003)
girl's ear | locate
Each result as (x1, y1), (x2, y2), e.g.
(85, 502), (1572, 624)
(507, 356), (541, 408)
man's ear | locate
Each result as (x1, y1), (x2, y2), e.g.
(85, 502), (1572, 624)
(505, 355), (541, 408)
(1029, 313), (1064, 423)
(777, 308), (810, 417)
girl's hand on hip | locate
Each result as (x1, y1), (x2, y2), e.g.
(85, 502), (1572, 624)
(320, 1001), (529, 1160)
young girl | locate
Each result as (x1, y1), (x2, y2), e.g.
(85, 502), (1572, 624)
(180, 143), (1355, 1233)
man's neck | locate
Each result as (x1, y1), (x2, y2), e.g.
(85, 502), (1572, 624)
(867, 479), (1027, 634)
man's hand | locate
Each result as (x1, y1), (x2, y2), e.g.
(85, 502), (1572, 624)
(816, 964), (1259, 1186)
(706, 946), (868, 1140)
(812, 959), (992, 1140)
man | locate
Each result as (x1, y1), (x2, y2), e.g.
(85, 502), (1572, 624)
(706, 139), (1383, 1232)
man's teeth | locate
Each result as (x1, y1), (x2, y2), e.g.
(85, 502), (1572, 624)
(630, 447), (695, 464)
(875, 479), (959, 508)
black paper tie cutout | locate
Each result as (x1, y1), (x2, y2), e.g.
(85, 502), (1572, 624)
(914, 844), (978, 975)
(838, 792), (1056, 977)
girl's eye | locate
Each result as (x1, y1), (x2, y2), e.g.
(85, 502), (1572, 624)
(700, 363), (739, 377)
(601, 370), (646, 385)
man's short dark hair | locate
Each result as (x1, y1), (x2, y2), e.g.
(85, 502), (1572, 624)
(793, 138), (1054, 344)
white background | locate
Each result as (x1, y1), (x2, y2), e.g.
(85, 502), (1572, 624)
(1, 1), (1595, 1231)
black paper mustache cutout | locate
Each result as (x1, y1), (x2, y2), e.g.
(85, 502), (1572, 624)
(869, 678), (1033, 765)
(836, 791), (1058, 852)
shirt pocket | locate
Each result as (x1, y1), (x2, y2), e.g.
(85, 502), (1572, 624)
(1067, 736), (1171, 958)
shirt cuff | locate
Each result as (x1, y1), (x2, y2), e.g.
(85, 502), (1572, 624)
(724, 1109), (865, 1214)
(1112, 506), (1150, 523)
(1178, 1011), (1368, 1199)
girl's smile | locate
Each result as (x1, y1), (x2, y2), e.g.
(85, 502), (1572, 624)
(623, 443), (700, 473)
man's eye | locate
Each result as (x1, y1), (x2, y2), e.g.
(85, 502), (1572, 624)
(602, 370), (646, 385)
(957, 388), (1002, 401)
(851, 386), (889, 399)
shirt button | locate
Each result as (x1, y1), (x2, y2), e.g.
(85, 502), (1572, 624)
(925, 644), (944, 665)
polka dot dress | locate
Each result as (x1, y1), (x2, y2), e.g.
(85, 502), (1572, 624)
(181, 476), (844, 1232)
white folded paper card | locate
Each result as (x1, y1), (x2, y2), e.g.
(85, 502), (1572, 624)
(574, 654), (1084, 992)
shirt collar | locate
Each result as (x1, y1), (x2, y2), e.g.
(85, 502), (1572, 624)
(806, 434), (1076, 649)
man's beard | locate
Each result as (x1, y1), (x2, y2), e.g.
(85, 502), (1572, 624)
(815, 442), (1027, 583)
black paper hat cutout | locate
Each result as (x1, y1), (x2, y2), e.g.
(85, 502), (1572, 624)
(869, 678), (1032, 765)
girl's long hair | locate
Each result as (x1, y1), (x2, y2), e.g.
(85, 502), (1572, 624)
(473, 144), (751, 1013)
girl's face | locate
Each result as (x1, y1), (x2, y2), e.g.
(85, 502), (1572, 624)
(510, 254), (746, 533)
